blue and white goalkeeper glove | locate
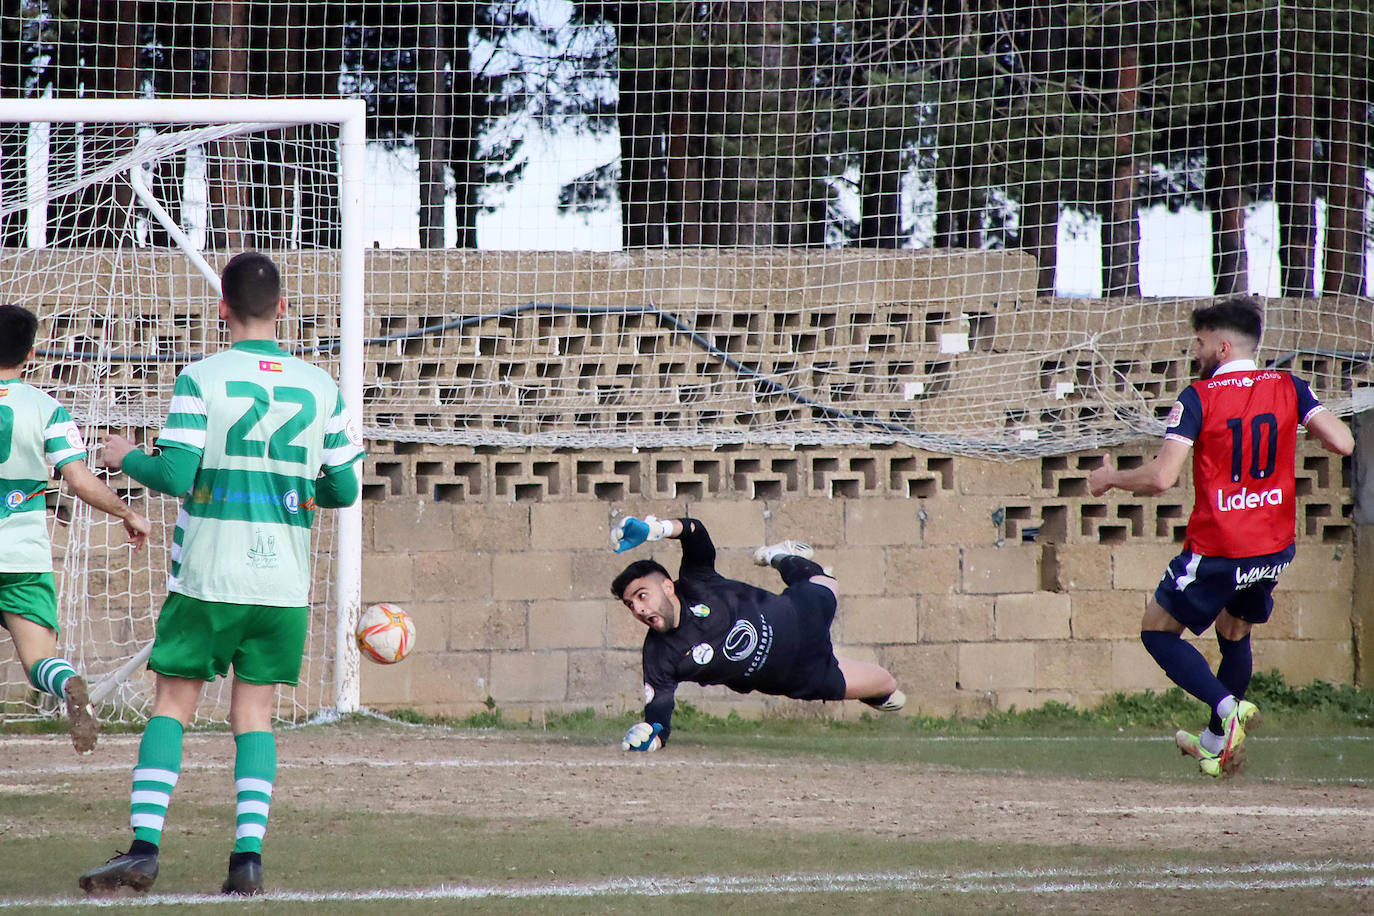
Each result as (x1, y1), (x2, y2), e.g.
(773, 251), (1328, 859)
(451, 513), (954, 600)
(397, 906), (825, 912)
(621, 721), (664, 752)
(611, 515), (671, 553)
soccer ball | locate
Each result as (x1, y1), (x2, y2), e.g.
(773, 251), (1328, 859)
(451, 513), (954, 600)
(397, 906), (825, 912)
(355, 603), (415, 665)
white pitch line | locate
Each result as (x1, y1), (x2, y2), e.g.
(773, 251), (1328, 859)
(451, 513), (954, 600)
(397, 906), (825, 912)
(1, 862), (1371, 908)
(1089, 804), (1373, 818)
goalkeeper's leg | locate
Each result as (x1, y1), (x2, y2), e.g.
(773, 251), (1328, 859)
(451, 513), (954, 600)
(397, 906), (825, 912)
(838, 657), (905, 711)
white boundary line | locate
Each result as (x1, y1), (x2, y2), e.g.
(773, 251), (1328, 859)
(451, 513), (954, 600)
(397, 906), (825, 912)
(2, 861), (1372, 907)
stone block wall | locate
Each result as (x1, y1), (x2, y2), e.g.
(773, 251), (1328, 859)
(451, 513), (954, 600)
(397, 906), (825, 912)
(357, 440), (1356, 719)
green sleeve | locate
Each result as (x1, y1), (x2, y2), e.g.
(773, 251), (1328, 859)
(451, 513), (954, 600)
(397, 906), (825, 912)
(121, 444), (199, 497)
(313, 462), (360, 509)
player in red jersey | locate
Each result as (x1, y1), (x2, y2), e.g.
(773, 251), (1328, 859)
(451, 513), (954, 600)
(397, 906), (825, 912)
(1088, 297), (1353, 777)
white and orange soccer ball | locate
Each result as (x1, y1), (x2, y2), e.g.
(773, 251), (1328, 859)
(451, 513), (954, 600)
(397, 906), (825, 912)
(355, 603), (415, 664)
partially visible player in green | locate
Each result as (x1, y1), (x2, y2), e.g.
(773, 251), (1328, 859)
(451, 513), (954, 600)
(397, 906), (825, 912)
(78, 252), (364, 898)
(0, 304), (150, 755)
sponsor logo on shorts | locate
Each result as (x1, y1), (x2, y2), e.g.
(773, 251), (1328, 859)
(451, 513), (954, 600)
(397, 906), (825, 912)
(1215, 485), (1283, 512)
(258, 360), (283, 373)
(5, 489), (26, 509)
(1236, 561), (1289, 585)
(689, 603), (710, 618)
(691, 643), (714, 666)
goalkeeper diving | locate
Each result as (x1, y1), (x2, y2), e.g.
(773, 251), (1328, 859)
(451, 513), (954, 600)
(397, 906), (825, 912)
(610, 515), (905, 751)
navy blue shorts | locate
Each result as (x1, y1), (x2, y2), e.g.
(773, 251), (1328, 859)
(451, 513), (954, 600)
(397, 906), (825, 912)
(778, 581), (846, 702)
(1153, 544), (1296, 636)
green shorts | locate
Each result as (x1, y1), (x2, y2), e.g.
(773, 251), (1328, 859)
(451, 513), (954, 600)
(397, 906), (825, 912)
(0, 572), (59, 635)
(149, 592), (308, 686)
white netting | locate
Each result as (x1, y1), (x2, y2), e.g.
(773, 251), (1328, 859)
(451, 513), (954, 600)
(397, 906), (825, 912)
(0, 115), (351, 725)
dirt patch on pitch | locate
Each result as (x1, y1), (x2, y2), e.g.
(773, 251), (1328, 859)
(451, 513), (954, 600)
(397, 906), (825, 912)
(10, 724), (1359, 860)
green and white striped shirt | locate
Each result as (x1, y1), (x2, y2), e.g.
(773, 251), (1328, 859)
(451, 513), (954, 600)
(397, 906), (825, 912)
(157, 340), (363, 606)
(0, 379), (86, 572)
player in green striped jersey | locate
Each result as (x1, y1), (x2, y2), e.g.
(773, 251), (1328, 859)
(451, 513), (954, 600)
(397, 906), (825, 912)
(79, 253), (364, 898)
(0, 305), (150, 754)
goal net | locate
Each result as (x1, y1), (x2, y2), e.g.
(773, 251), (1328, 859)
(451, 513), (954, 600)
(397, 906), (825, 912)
(0, 99), (365, 727)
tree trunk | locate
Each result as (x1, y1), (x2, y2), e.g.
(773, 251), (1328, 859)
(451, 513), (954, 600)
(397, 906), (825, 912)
(1018, 184), (1060, 297)
(448, 1), (481, 250)
(1323, 75), (1367, 296)
(617, 48), (666, 248)
(665, 91), (704, 247)
(1278, 52), (1316, 298)
(1210, 144), (1249, 295)
(415, 2), (452, 249)
(1103, 44), (1140, 298)
(208, 0), (251, 250)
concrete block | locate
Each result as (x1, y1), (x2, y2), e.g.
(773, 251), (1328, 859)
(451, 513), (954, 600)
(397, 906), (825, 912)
(682, 501), (766, 547)
(887, 546), (961, 596)
(826, 547), (886, 596)
(452, 504), (530, 553)
(374, 499), (455, 552)
(1289, 590), (1355, 641)
(489, 651), (569, 702)
(1253, 638), (1354, 685)
(412, 551), (492, 603)
(1034, 640), (1113, 692)
(567, 649), (642, 711)
(1110, 640), (1174, 691)
(954, 456), (1041, 496)
(843, 499), (922, 546)
(1281, 547), (1354, 592)
(532, 503), (616, 550)
(449, 600), (528, 651)
(1111, 544), (1177, 591)
(1070, 591), (1146, 640)
(836, 595), (919, 645)
(881, 643), (958, 704)
(393, 600), (454, 653)
(762, 499), (845, 548)
(492, 553), (572, 600)
(575, 550), (646, 603)
(361, 552), (414, 605)
(961, 545), (1040, 594)
(607, 601), (647, 649)
(918, 496), (1003, 546)
(918, 594), (994, 643)
(364, 651), (491, 713)
(995, 592), (1071, 640)
(1045, 543), (1114, 591)
(529, 599), (606, 649)
(958, 642), (1035, 690)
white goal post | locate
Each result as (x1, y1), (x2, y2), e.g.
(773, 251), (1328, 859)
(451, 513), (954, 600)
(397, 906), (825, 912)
(0, 98), (367, 722)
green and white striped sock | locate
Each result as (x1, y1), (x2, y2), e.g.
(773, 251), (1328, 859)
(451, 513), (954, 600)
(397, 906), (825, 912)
(232, 731), (276, 854)
(130, 716), (184, 847)
(27, 657), (76, 698)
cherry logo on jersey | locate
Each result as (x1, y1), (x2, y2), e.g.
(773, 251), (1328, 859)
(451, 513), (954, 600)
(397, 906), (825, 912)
(1215, 485), (1283, 512)
(258, 360), (283, 372)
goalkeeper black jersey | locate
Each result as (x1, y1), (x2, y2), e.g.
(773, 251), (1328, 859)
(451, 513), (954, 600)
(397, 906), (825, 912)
(640, 519), (828, 742)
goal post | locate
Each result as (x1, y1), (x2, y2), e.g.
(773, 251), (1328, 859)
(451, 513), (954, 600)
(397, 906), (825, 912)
(0, 98), (366, 723)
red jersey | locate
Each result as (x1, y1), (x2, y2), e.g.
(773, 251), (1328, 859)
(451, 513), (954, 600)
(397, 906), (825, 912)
(1164, 362), (1324, 558)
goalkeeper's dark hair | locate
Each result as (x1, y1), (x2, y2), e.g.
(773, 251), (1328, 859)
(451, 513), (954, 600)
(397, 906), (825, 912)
(611, 559), (671, 599)
(221, 251), (281, 321)
(0, 304), (39, 368)
(1192, 296), (1262, 348)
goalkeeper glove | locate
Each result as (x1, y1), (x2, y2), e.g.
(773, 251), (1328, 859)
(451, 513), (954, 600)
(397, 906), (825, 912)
(611, 515), (671, 553)
(621, 721), (664, 752)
